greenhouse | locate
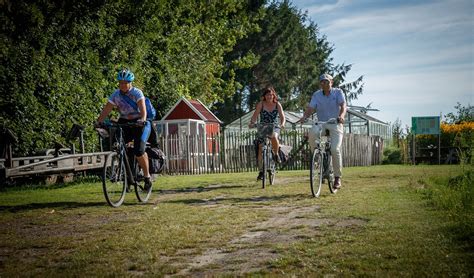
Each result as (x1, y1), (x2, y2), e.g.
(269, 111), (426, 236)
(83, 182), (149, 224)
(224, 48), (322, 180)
(224, 108), (391, 141)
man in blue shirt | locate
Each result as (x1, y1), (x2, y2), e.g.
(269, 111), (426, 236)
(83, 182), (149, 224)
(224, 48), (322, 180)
(298, 73), (347, 189)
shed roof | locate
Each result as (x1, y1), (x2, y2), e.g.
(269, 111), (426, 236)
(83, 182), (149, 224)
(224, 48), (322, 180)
(162, 97), (223, 124)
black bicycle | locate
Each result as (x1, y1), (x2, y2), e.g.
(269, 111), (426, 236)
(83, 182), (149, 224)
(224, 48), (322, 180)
(309, 118), (338, 197)
(97, 122), (152, 207)
(256, 123), (277, 189)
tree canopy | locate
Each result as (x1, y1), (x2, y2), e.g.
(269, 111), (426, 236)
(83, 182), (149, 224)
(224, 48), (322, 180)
(1, 0), (362, 155)
(444, 103), (474, 124)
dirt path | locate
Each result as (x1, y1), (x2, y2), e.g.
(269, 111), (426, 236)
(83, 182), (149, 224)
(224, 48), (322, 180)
(168, 201), (367, 276)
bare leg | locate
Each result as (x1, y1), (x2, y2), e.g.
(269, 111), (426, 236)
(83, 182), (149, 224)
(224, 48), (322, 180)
(270, 133), (280, 154)
(136, 152), (150, 178)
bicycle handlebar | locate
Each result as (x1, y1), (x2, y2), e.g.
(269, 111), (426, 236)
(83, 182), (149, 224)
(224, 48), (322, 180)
(95, 121), (145, 129)
(313, 118), (338, 125)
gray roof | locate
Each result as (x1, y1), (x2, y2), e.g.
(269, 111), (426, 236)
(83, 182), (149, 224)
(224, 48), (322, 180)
(225, 110), (312, 129)
(225, 108), (388, 129)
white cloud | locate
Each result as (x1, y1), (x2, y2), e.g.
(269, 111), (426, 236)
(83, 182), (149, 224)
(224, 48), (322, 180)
(305, 0), (351, 14)
(353, 69), (474, 125)
(293, 0), (474, 126)
(321, 0), (473, 40)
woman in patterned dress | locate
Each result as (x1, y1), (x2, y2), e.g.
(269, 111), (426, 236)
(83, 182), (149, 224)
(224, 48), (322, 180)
(249, 86), (286, 180)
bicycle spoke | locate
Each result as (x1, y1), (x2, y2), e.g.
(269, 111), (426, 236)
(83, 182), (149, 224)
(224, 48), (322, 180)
(310, 149), (323, 197)
(134, 161), (152, 203)
(102, 152), (127, 207)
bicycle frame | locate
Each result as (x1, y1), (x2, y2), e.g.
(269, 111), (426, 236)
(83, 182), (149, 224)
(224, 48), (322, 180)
(112, 126), (136, 186)
(98, 121), (152, 207)
(256, 123), (277, 188)
(309, 119), (336, 197)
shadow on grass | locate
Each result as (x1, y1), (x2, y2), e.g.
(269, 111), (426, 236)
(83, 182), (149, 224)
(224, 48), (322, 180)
(161, 193), (309, 205)
(156, 184), (245, 195)
(0, 201), (106, 212)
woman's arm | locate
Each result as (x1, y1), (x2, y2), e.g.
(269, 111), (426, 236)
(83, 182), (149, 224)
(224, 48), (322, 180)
(277, 102), (285, 127)
(249, 102), (262, 127)
(97, 102), (114, 123)
(137, 98), (147, 121)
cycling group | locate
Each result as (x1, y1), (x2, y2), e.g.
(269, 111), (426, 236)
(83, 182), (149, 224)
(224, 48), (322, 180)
(250, 73), (347, 196)
(96, 70), (346, 206)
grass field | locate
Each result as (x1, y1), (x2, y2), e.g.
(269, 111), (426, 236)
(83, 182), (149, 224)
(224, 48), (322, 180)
(0, 165), (472, 276)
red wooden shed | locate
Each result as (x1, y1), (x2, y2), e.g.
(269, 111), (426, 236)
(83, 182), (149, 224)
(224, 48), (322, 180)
(160, 97), (222, 136)
(158, 97), (223, 173)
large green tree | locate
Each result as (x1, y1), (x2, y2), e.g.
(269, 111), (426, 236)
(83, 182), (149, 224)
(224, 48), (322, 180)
(1, 0), (261, 155)
(213, 0), (363, 124)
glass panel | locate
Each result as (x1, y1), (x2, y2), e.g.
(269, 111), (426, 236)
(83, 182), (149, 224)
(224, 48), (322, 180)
(168, 123), (178, 135)
(179, 124), (187, 136)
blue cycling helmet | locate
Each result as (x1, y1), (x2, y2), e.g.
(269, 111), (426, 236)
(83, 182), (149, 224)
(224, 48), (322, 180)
(117, 69), (135, 82)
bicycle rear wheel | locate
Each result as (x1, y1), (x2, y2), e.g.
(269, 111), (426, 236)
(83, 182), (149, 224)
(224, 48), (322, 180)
(310, 149), (323, 197)
(134, 161), (152, 203)
(103, 152), (127, 207)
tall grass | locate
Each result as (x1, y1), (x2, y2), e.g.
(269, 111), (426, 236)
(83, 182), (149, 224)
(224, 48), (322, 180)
(423, 163), (473, 242)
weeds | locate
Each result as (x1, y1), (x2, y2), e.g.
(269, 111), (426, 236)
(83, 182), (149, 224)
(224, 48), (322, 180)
(423, 166), (473, 243)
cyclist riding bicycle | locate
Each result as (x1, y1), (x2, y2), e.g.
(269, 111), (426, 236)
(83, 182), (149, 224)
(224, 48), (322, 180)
(297, 73), (347, 189)
(249, 86), (286, 180)
(96, 68), (154, 190)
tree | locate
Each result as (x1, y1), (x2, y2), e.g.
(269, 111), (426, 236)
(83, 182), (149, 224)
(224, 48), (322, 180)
(444, 103), (474, 124)
(213, 0), (364, 124)
(0, 0), (260, 155)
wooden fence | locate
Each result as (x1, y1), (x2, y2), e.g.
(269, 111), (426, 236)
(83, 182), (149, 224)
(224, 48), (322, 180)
(160, 131), (384, 175)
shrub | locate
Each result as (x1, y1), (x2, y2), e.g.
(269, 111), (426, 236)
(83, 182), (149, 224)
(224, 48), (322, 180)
(382, 145), (402, 164)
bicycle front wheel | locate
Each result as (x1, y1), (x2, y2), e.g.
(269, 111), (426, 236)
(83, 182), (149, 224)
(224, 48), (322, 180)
(103, 152), (127, 207)
(327, 155), (336, 194)
(134, 161), (152, 203)
(310, 149), (323, 197)
(268, 152), (276, 185)
(262, 146), (267, 189)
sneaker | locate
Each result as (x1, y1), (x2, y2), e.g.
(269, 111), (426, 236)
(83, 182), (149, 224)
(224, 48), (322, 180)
(257, 171), (264, 180)
(144, 177), (153, 191)
(334, 177), (341, 189)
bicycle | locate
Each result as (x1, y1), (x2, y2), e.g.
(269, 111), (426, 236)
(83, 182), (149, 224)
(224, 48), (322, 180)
(309, 118), (338, 197)
(96, 122), (153, 207)
(255, 123), (277, 189)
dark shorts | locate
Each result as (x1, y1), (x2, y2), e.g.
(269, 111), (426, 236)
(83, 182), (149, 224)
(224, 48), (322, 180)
(118, 118), (151, 157)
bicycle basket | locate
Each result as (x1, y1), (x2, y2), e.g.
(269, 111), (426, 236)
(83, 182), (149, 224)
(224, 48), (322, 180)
(257, 124), (274, 138)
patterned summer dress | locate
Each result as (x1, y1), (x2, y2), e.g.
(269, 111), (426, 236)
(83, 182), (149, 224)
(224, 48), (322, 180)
(257, 102), (281, 141)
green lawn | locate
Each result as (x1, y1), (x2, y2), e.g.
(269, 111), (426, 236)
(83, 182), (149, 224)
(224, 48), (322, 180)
(0, 165), (472, 276)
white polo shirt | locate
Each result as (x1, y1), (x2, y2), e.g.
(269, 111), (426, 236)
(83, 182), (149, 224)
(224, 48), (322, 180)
(308, 88), (346, 121)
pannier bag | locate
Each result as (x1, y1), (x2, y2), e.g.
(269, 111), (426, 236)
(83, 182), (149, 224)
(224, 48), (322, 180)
(278, 145), (292, 164)
(146, 147), (166, 174)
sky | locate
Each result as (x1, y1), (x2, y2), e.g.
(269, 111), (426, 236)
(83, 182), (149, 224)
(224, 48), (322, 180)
(291, 0), (474, 127)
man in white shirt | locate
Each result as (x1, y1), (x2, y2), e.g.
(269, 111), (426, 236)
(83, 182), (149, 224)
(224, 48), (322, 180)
(297, 73), (347, 189)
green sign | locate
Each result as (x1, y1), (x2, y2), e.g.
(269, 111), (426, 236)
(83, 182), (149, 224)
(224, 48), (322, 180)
(412, 116), (440, 135)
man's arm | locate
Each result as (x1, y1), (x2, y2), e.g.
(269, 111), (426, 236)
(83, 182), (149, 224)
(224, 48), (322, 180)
(297, 106), (315, 123)
(338, 102), (347, 124)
